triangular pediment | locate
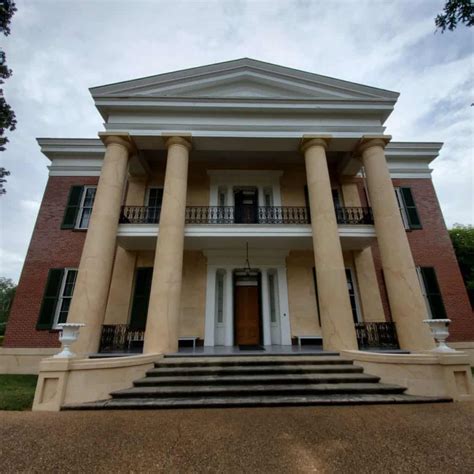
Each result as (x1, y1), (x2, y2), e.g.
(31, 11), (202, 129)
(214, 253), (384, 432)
(91, 58), (399, 102)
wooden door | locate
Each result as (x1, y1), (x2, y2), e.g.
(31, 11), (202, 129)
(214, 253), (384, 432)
(235, 285), (260, 345)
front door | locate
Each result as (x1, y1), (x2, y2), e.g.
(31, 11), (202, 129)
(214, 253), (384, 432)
(234, 188), (258, 223)
(235, 279), (261, 345)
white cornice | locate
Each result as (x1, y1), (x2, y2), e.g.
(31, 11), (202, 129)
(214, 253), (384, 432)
(90, 58), (399, 101)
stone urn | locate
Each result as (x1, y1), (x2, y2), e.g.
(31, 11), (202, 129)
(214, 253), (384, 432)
(54, 323), (85, 358)
(423, 319), (456, 353)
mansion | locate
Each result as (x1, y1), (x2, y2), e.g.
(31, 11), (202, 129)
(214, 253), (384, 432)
(1, 59), (473, 410)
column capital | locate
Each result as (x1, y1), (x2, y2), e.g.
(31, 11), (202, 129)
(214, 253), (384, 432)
(164, 136), (192, 152)
(300, 135), (332, 154)
(356, 135), (391, 155)
(99, 132), (136, 154)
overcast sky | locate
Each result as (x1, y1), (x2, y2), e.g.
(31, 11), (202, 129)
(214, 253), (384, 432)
(1, 0), (473, 282)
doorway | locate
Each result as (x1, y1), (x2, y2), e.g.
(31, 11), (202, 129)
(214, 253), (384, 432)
(234, 187), (258, 223)
(234, 270), (262, 346)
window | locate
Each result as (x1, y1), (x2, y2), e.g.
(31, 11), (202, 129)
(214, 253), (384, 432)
(54, 269), (78, 327)
(77, 187), (97, 229)
(146, 187), (163, 223)
(268, 272), (277, 323)
(345, 268), (360, 323)
(395, 187), (422, 230)
(417, 267), (447, 319)
(332, 189), (342, 208)
(37, 268), (78, 330)
(61, 185), (97, 230)
(215, 271), (225, 324)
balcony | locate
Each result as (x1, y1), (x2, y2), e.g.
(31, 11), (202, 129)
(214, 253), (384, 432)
(119, 205), (374, 225)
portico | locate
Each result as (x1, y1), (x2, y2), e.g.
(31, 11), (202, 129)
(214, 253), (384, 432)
(24, 59), (474, 411)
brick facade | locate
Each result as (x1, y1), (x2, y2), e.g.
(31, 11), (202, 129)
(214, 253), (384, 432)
(3, 176), (98, 348)
(4, 174), (473, 349)
(392, 178), (474, 342)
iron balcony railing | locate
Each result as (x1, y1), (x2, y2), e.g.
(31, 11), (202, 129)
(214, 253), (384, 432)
(99, 324), (144, 353)
(119, 205), (374, 225)
(355, 322), (399, 350)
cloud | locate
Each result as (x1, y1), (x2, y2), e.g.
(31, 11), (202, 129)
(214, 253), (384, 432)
(1, 0), (472, 281)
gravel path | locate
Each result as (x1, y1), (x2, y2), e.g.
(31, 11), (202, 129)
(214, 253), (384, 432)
(1, 403), (473, 473)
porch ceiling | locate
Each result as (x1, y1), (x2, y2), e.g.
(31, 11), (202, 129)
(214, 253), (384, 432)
(116, 224), (376, 252)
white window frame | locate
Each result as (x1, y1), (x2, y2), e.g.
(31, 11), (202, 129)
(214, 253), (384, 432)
(75, 186), (97, 229)
(394, 187), (410, 230)
(345, 267), (362, 323)
(145, 186), (164, 207)
(215, 270), (226, 326)
(416, 266), (433, 319)
(52, 268), (78, 329)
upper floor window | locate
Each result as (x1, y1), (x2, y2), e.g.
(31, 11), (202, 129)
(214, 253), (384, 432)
(61, 185), (97, 230)
(395, 187), (422, 230)
(146, 187), (163, 223)
(36, 268), (78, 330)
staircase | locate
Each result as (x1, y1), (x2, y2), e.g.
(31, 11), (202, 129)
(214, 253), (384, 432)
(63, 354), (451, 409)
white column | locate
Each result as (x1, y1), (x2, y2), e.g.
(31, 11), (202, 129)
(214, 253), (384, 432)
(258, 186), (265, 206)
(227, 187), (234, 206)
(204, 266), (217, 347)
(260, 268), (272, 346)
(272, 184), (282, 206)
(209, 184), (218, 206)
(277, 266), (292, 345)
(224, 267), (234, 346)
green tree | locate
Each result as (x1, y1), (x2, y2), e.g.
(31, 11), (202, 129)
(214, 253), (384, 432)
(449, 224), (474, 307)
(0, 0), (17, 197)
(435, 0), (474, 32)
(0, 277), (16, 335)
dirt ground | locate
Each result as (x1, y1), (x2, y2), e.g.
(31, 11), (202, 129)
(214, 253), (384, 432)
(1, 403), (473, 473)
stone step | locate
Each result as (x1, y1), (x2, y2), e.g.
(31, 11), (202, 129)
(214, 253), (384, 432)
(164, 351), (340, 358)
(63, 393), (452, 410)
(111, 382), (406, 399)
(135, 372), (379, 387)
(155, 356), (349, 368)
(147, 363), (362, 377)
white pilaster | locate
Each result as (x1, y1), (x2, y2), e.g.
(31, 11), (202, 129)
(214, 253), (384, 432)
(277, 266), (292, 345)
(204, 266), (217, 346)
(260, 268), (272, 346)
(224, 267), (234, 346)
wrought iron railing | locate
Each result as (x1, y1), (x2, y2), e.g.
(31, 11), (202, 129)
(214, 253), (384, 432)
(98, 324), (144, 353)
(119, 206), (161, 224)
(355, 322), (399, 350)
(335, 207), (373, 225)
(119, 205), (373, 225)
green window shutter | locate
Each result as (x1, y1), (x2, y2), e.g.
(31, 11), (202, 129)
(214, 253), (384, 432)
(36, 269), (64, 330)
(61, 186), (83, 229)
(420, 267), (447, 319)
(129, 268), (153, 330)
(400, 187), (422, 229)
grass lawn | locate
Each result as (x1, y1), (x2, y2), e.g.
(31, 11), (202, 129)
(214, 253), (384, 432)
(0, 375), (38, 410)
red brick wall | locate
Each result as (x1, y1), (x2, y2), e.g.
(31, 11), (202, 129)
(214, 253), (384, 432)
(355, 177), (473, 342)
(3, 176), (99, 348)
(392, 179), (474, 342)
